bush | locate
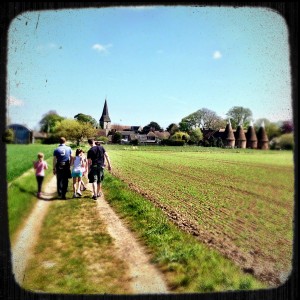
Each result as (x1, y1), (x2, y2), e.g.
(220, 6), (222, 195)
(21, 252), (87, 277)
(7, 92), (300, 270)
(112, 132), (122, 144)
(2, 128), (15, 143)
(170, 131), (190, 142)
(130, 139), (139, 146)
(98, 136), (109, 144)
(270, 137), (280, 150)
(270, 134), (294, 150)
(42, 134), (60, 144)
(160, 139), (185, 146)
(278, 133), (294, 150)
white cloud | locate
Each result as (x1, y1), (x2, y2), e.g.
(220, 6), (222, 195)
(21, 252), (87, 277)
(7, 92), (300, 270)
(213, 50), (222, 59)
(7, 96), (24, 106)
(92, 43), (112, 53)
(36, 43), (58, 51)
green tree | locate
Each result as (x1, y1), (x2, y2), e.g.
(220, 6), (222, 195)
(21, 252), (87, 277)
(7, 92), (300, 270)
(74, 113), (98, 128)
(112, 132), (122, 144)
(166, 123), (179, 135)
(181, 108), (225, 131)
(189, 128), (203, 145)
(226, 106), (253, 128)
(2, 128), (15, 143)
(142, 121), (162, 133)
(170, 131), (190, 142)
(55, 119), (97, 146)
(200, 108), (225, 130)
(178, 120), (192, 132)
(39, 111), (65, 133)
(181, 111), (202, 129)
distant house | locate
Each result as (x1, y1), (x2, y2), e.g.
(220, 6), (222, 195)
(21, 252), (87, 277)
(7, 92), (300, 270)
(8, 124), (32, 144)
(146, 131), (157, 143)
(133, 131), (170, 144)
(153, 131), (170, 140)
(119, 131), (137, 143)
(32, 131), (48, 143)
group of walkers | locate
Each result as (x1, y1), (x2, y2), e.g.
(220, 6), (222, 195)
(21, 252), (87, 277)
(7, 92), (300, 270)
(33, 137), (112, 200)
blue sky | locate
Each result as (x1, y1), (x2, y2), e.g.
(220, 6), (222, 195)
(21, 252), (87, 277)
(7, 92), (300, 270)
(7, 6), (292, 130)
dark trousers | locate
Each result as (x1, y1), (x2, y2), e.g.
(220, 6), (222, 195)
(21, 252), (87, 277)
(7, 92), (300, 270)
(36, 175), (44, 193)
(56, 164), (70, 197)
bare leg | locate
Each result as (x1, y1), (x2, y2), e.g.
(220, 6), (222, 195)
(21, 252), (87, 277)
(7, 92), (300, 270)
(72, 178), (76, 194)
(97, 183), (102, 197)
(77, 178), (82, 194)
(92, 181), (97, 197)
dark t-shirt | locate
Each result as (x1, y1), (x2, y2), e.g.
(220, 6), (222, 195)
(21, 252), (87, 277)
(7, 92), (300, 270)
(87, 145), (106, 166)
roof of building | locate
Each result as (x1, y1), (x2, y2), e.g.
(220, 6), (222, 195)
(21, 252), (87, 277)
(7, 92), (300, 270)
(99, 99), (111, 122)
(147, 131), (157, 137)
(154, 131), (170, 139)
(224, 123), (235, 141)
(119, 131), (136, 136)
(32, 131), (48, 138)
(246, 125), (258, 142)
(8, 123), (32, 132)
(235, 125), (246, 141)
(257, 126), (269, 142)
(111, 125), (131, 131)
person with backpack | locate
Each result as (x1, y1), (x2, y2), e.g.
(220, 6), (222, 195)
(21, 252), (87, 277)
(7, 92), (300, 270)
(53, 137), (72, 199)
(87, 139), (111, 200)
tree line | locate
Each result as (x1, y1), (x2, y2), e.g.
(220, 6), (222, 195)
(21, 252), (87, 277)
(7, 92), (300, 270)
(35, 106), (295, 147)
(3, 106), (293, 149)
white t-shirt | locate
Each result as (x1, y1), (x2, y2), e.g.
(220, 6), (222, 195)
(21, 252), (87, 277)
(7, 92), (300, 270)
(73, 156), (82, 172)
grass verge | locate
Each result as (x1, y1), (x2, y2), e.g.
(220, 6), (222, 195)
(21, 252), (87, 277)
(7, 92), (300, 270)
(8, 158), (53, 242)
(102, 172), (266, 293)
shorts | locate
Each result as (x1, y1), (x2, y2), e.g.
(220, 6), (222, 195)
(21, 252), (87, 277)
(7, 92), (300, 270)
(72, 170), (83, 178)
(88, 165), (104, 183)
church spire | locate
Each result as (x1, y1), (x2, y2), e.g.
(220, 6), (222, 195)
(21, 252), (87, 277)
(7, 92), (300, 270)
(100, 98), (111, 123)
(99, 98), (111, 135)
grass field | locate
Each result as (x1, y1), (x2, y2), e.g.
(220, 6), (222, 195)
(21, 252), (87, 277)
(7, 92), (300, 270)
(6, 144), (55, 182)
(104, 145), (294, 284)
(6, 144), (294, 292)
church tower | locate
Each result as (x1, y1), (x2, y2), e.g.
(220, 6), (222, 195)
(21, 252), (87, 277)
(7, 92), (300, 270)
(99, 99), (111, 136)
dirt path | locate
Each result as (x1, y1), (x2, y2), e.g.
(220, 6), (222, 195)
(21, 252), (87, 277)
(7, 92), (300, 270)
(11, 176), (169, 294)
(97, 197), (169, 294)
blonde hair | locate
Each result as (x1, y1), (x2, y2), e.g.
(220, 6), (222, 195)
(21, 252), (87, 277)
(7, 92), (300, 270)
(37, 152), (44, 160)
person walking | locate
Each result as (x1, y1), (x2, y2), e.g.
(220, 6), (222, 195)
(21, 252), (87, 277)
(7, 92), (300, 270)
(33, 152), (48, 198)
(53, 137), (72, 199)
(87, 139), (111, 200)
(71, 148), (84, 198)
(80, 150), (88, 191)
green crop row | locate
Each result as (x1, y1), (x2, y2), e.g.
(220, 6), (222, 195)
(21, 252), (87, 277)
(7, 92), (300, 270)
(106, 146), (294, 283)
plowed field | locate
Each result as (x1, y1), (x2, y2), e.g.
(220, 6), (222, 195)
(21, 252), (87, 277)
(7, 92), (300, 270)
(107, 147), (294, 286)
